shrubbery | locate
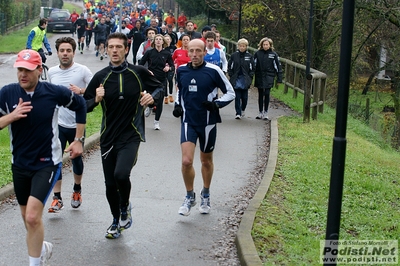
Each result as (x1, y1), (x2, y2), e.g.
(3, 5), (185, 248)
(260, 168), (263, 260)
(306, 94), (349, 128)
(0, 0), (63, 34)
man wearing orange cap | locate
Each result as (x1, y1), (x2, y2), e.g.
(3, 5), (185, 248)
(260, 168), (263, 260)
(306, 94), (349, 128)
(0, 49), (86, 266)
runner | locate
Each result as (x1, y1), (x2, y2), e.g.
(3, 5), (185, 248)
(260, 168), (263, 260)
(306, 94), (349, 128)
(84, 32), (163, 239)
(0, 49), (86, 266)
(173, 39), (235, 216)
(47, 37), (93, 213)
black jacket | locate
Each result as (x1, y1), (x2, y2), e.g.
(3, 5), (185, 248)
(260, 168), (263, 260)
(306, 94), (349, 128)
(254, 49), (283, 89)
(139, 48), (174, 82)
(186, 31), (201, 40)
(84, 61), (163, 147)
(228, 50), (255, 89)
(127, 27), (145, 48)
(94, 23), (110, 40)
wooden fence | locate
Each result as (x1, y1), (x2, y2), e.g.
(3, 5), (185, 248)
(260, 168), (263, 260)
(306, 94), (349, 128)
(221, 37), (327, 122)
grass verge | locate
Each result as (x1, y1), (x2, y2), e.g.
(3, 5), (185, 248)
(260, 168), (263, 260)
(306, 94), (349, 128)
(0, 21), (39, 53)
(0, 108), (102, 188)
(0, 1), (99, 188)
(0, 2), (81, 53)
(252, 88), (400, 265)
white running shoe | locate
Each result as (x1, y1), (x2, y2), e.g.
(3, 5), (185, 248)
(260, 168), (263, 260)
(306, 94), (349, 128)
(120, 202), (132, 230)
(235, 115), (241, 119)
(255, 112), (263, 119)
(105, 222), (121, 239)
(178, 194), (196, 216)
(199, 194), (211, 214)
(154, 120), (160, 130)
(144, 106), (151, 117)
(263, 111), (269, 120)
(241, 111), (245, 117)
(40, 241), (53, 266)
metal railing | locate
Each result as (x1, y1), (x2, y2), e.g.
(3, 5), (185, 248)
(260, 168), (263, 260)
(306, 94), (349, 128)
(221, 37), (327, 122)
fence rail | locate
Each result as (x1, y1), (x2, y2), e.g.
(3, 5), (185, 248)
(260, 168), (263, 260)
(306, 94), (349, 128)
(221, 37), (327, 122)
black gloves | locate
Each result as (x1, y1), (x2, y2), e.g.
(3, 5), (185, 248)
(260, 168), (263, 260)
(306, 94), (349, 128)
(173, 105), (183, 117)
(48, 52), (52, 56)
(202, 101), (219, 111)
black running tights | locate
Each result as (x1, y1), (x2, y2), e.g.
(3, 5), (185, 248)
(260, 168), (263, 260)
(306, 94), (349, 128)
(257, 87), (271, 113)
(101, 141), (140, 221)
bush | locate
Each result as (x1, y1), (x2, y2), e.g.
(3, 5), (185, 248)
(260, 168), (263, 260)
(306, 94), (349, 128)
(0, 0), (41, 33)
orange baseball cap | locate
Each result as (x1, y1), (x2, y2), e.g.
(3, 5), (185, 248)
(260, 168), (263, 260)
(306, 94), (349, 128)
(14, 50), (42, 70)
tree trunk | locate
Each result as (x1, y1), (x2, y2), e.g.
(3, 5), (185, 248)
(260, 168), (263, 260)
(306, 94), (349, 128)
(361, 72), (377, 95)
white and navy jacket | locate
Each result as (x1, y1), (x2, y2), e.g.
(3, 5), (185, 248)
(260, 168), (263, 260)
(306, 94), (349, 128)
(0, 82), (86, 170)
(176, 61), (235, 126)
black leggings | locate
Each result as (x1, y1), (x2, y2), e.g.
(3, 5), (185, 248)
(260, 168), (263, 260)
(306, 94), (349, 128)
(58, 125), (84, 180)
(155, 78), (166, 121)
(101, 141), (140, 220)
(85, 31), (93, 47)
(257, 87), (271, 113)
(166, 71), (174, 95)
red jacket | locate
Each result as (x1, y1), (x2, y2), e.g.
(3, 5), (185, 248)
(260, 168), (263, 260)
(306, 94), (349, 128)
(177, 15), (187, 28)
(70, 12), (79, 23)
(172, 48), (190, 69)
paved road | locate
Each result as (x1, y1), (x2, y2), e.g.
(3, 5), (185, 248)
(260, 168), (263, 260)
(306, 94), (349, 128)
(0, 31), (282, 265)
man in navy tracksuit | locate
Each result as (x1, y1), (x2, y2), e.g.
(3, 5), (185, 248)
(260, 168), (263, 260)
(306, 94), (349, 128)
(173, 39), (235, 216)
(0, 49), (86, 265)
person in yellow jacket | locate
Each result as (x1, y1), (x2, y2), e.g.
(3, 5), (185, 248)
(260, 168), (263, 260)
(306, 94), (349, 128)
(26, 18), (52, 63)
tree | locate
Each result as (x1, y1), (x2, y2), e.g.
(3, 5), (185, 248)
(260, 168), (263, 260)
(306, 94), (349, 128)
(236, 0), (400, 148)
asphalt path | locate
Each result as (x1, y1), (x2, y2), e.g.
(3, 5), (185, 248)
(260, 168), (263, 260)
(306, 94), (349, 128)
(0, 30), (283, 265)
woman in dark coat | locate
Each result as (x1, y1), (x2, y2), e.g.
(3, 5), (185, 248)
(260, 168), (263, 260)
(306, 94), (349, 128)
(228, 38), (255, 119)
(139, 34), (174, 130)
(254, 37), (283, 120)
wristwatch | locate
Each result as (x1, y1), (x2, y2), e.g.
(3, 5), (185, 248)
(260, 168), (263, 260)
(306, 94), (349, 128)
(74, 136), (85, 143)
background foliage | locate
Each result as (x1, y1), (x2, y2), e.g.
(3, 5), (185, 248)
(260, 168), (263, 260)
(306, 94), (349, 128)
(0, 0), (41, 34)
(195, 0), (400, 148)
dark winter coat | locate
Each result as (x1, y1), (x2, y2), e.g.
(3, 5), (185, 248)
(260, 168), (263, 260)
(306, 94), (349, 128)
(127, 26), (145, 49)
(228, 50), (255, 90)
(254, 49), (283, 89)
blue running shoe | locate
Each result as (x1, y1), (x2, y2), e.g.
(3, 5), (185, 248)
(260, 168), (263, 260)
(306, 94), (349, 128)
(120, 202), (132, 230)
(199, 193), (211, 214)
(105, 221), (121, 239)
(95, 51), (99, 57)
(178, 193), (196, 216)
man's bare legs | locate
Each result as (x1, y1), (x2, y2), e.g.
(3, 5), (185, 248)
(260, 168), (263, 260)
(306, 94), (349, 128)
(20, 196), (44, 257)
(179, 141), (214, 215)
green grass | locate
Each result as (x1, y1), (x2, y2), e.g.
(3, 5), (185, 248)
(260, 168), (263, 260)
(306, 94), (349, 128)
(252, 87), (400, 265)
(63, 2), (81, 13)
(0, 108), (102, 188)
(0, 21), (39, 53)
(0, 2), (101, 188)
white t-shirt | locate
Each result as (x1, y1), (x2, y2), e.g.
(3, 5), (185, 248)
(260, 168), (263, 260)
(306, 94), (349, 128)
(48, 62), (93, 128)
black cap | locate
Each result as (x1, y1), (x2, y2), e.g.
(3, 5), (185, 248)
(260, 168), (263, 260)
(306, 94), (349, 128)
(201, 25), (211, 33)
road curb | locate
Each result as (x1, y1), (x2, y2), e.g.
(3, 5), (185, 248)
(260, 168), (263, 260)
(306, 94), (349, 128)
(236, 119), (279, 266)
(0, 132), (100, 201)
